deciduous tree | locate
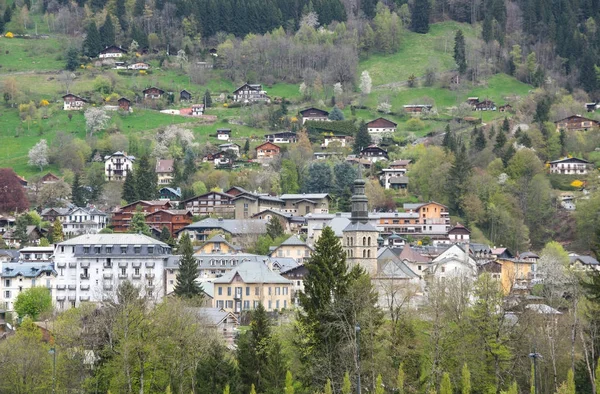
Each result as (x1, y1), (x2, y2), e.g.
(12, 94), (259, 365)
(14, 286), (53, 320)
(28, 139), (49, 172)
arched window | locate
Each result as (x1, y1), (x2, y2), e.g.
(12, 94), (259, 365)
(367, 237), (371, 246)
(362, 236), (367, 246)
(367, 250), (371, 258)
(363, 249), (366, 258)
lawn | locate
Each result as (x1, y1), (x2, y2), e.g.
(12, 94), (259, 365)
(0, 36), (66, 72)
(360, 21), (478, 87)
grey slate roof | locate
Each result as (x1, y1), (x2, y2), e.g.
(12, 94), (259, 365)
(570, 255), (599, 266)
(520, 252), (539, 259)
(389, 176), (409, 184)
(278, 235), (308, 247)
(343, 222), (379, 233)
(213, 261), (291, 284)
(2, 262), (55, 278)
(198, 235), (242, 252)
(58, 233), (168, 246)
(184, 218), (267, 235)
(189, 307), (236, 325)
(280, 193), (329, 200)
(0, 250), (19, 261)
(377, 247), (419, 279)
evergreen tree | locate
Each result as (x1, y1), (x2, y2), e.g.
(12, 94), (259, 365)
(474, 128), (487, 151)
(454, 29), (467, 74)
(14, 214), (30, 246)
(501, 144), (516, 167)
(134, 0), (145, 17)
(494, 129), (507, 154)
(170, 159), (184, 188)
(129, 208), (150, 235)
(71, 173), (86, 207)
(135, 155), (158, 200)
(440, 372), (452, 394)
(342, 372), (351, 394)
(442, 124), (456, 153)
(195, 342), (237, 393)
(99, 14), (115, 48)
(203, 90), (213, 107)
(519, 133), (532, 148)
(280, 160), (300, 194)
(65, 48), (79, 71)
(461, 364), (471, 394)
(354, 120), (372, 154)
(328, 106), (345, 120)
(3, 6), (11, 24)
(173, 233), (203, 298)
(82, 21), (102, 58)
(411, 0), (430, 33)
(122, 171), (138, 204)
(482, 15), (493, 43)
(51, 218), (64, 243)
(266, 216), (284, 239)
(488, 125), (496, 141)
(183, 149), (196, 180)
(447, 144), (472, 216)
(244, 139), (250, 154)
(159, 226), (171, 243)
(284, 371), (295, 394)
(502, 117), (510, 133)
(115, 0), (128, 31)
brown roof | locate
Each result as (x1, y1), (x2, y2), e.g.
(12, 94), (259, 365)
(366, 117), (397, 128)
(390, 159), (411, 167)
(449, 223), (471, 234)
(255, 142), (281, 150)
(156, 159), (174, 173)
(398, 245), (430, 263)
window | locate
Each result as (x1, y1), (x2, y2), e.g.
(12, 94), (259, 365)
(226, 300), (233, 309)
(106, 247), (112, 254)
(4, 279), (9, 287)
(134, 247), (141, 254)
(18, 286), (22, 292)
(148, 247), (154, 254)
(71, 301), (76, 308)
(134, 268), (140, 275)
(227, 287), (231, 296)
(94, 247), (101, 254)
(246, 286), (250, 296)
(268, 300), (272, 310)
(441, 266), (446, 273)
(121, 246), (127, 254)
(276, 300), (280, 310)
(243, 300), (250, 310)
(255, 287), (259, 296)
(283, 287), (288, 295)
(362, 236), (366, 246)
(83, 247), (90, 254)
(59, 268), (64, 276)
(418, 265), (422, 271)
(268, 287), (272, 295)
(4, 291), (10, 298)
(253, 301), (259, 309)
(367, 237), (371, 246)
(121, 267), (126, 275)
(275, 287), (281, 295)
(284, 300), (287, 309)
(217, 300), (224, 308)
(35, 253), (43, 260)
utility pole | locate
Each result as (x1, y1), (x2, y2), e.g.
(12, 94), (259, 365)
(529, 348), (542, 394)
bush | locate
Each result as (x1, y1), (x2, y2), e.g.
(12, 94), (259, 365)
(406, 118), (425, 131)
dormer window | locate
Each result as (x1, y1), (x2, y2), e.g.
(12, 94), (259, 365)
(83, 247), (90, 254)
(121, 246), (127, 254)
(148, 247), (154, 254)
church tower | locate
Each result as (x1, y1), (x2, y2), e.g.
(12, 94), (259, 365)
(342, 168), (379, 276)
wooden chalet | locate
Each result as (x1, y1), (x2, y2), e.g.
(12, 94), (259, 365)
(41, 173), (59, 183)
(217, 129), (232, 140)
(180, 89), (192, 101)
(264, 131), (297, 144)
(191, 104), (204, 116)
(555, 115), (600, 131)
(118, 97), (131, 111)
(299, 107), (329, 124)
(62, 94), (87, 111)
(255, 142), (281, 161)
(232, 83), (268, 103)
(145, 209), (193, 235)
(182, 191), (235, 217)
(403, 104), (432, 114)
(360, 145), (389, 162)
(366, 118), (397, 134)
(98, 45), (128, 58)
(111, 200), (175, 232)
(143, 87), (165, 99)
(474, 100), (496, 111)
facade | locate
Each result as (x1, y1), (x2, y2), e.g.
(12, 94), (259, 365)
(62, 94), (87, 111)
(104, 151), (135, 181)
(389, 159), (411, 170)
(280, 264), (307, 307)
(98, 45), (127, 58)
(251, 210), (305, 233)
(425, 244), (477, 280)
(255, 142), (281, 162)
(232, 193), (285, 219)
(195, 235), (240, 254)
(381, 168), (407, 189)
(156, 159), (174, 185)
(496, 258), (534, 294)
(474, 100), (497, 111)
(403, 202), (450, 237)
(232, 83), (269, 103)
(300, 107), (329, 124)
(128, 62), (150, 70)
(555, 115), (600, 131)
(179, 218), (267, 244)
(270, 235), (312, 263)
(158, 187), (181, 201)
(191, 104), (204, 116)
(264, 131), (297, 144)
(111, 200), (175, 232)
(217, 129), (231, 140)
(53, 234), (171, 309)
(212, 261), (292, 314)
(219, 143), (241, 157)
(549, 157), (589, 175)
(182, 191), (235, 217)
(118, 97), (131, 111)
(144, 209), (193, 235)
(447, 223), (470, 243)
(366, 118), (397, 134)
(280, 193), (330, 215)
(403, 104), (432, 114)
(343, 171), (379, 276)
(41, 207), (108, 236)
(321, 135), (351, 148)
(1, 256), (56, 312)
(360, 145), (389, 162)
(143, 87), (165, 99)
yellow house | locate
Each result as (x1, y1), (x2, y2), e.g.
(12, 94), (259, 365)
(269, 235), (313, 263)
(496, 258), (534, 294)
(195, 234), (240, 254)
(213, 261), (292, 314)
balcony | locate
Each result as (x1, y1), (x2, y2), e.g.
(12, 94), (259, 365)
(67, 284), (77, 290)
(145, 273), (155, 279)
(103, 273), (113, 279)
(80, 284), (90, 291)
(103, 284), (113, 291)
(103, 262), (113, 269)
(68, 262), (77, 268)
(132, 274), (142, 280)
(145, 262), (155, 268)
(80, 273), (89, 280)
(68, 295), (76, 301)
(79, 296), (90, 302)
(56, 284), (66, 290)
(80, 262), (90, 268)
(118, 274), (128, 279)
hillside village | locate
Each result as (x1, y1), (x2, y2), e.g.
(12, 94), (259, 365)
(2, 0), (600, 392)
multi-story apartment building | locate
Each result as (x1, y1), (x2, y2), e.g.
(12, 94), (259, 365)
(279, 194), (330, 215)
(269, 235), (312, 264)
(53, 234), (172, 309)
(1, 247), (56, 312)
(549, 157), (590, 175)
(41, 207), (108, 236)
(182, 191), (236, 217)
(232, 83), (269, 103)
(111, 200), (175, 232)
(156, 159), (175, 185)
(104, 152), (135, 181)
(212, 261), (292, 314)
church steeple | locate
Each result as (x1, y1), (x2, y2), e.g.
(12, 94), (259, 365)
(350, 165), (369, 224)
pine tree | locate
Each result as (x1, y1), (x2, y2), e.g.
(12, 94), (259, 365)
(14, 214), (30, 246)
(284, 371), (294, 394)
(454, 29), (467, 74)
(115, 0), (128, 30)
(3, 6), (12, 23)
(328, 106), (345, 120)
(134, 0), (145, 17)
(440, 372), (452, 394)
(482, 15), (493, 43)
(159, 226), (171, 243)
(442, 124), (456, 153)
(447, 144), (472, 216)
(51, 218), (64, 243)
(411, 0), (430, 33)
(72, 173), (86, 206)
(135, 155), (158, 200)
(489, 125), (496, 140)
(183, 149), (196, 180)
(502, 117), (510, 133)
(519, 133), (532, 148)
(375, 374), (384, 394)
(461, 363), (471, 394)
(397, 363), (405, 394)
(122, 171), (138, 203)
(324, 380), (333, 394)
(99, 14), (115, 48)
(494, 129), (507, 154)
(502, 144), (516, 167)
(129, 208), (150, 235)
(204, 90), (212, 107)
(266, 216), (284, 239)
(173, 233), (203, 298)
(82, 21), (102, 57)
(342, 372), (351, 394)
(65, 48), (80, 71)
(354, 120), (372, 154)
(244, 139), (250, 154)
(474, 128), (487, 151)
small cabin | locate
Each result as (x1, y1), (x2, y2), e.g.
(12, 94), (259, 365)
(217, 129), (232, 141)
(192, 104), (204, 116)
(118, 97), (131, 111)
(143, 87), (165, 99)
(180, 89), (192, 101)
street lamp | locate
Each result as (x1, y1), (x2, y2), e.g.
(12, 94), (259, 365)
(49, 347), (56, 394)
(355, 323), (361, 394)
(528, 349), (542, 394)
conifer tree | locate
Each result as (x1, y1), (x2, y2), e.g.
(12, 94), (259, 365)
(203, 90), (212, 107)
(266, 216), (284, 239)
(454, 29), (467, 74)
(342, 372), (351, 394)
(324, 379), (333, 394)
(183, 149), (196, 180)
(494, 129), (507, 154)
(250, 384), (256, 394)
(173, 233), (203, 298)
(440, 372), (452, 394)
(284, 371), (294, 394)
(482, 15), (493, 43)
(115, 0), (127, 30)
(447, 144), (472, 216)
(442, 124), (456, 153)
(82, 21), (102, 57)
(51, 218), (64, 243)
(474, 128), (487, 151)
(354, 120), (372, 154)
(99, 14), (115, 48)
(411, 0), (430, 33)
(461, 363), (471, 394)
(223, 385), (230, 394)
(375, 374), (384, 394)
(244, 139), (250, 154)
(65, 48), (80, 71)
(328, 106), (345, 120)
(122, 171), (138, 203)
(502, 117), (510, 133)
(519, 133), (532, 148)
(135, 155), (158, 200)
(129, 208), (151, 236)
(159, 226), (171, 243)
(71, 173), (86, 206)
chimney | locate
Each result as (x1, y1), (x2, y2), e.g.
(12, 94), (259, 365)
(218, 217), (224, 222)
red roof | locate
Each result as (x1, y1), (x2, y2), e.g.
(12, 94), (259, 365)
(366, 117), (397, 128)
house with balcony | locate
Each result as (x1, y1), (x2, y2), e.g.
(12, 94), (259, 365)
(380, 168), (408, 189)
(41, 207), (107, 236)
(156, 159), (175, 185)
(144, 209), (193, 235)
(1, 259), (56, 312)
(232, 193), (285, 219)
(217, 129), (231, 141)
(178, 217), (267, 245)
(104, 152), (135, 181)
(366, 118), (397, 134)
(251, 209), (306, 233)
(269, 235), (312, 264)
(255, 142), (281, 162)
(111, 200), (175, 232)
(549, 157), (590, 175)
(280, 193), (330, 215)
(212, 261), (292, 314)
(360, 145), (389, 162)
(555, 115), (600, 131)
(321, 134), (352, 148)
(264, 131), (297, 144)
(300, 107), (330, 124)
(232, 83), (269, 103)
(62, 94), (88, 111)
(53, 234), (171, 309)
(98, 45), (127, 58)
(182, 191), (235, 217)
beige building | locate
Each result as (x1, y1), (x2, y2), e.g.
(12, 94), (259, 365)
(280, 194), (330, 215)
(270, 235), (312, 264)
(212, 261), (292, 314)
(156, 159), (175, 185)
(233, 194), (285, 219)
